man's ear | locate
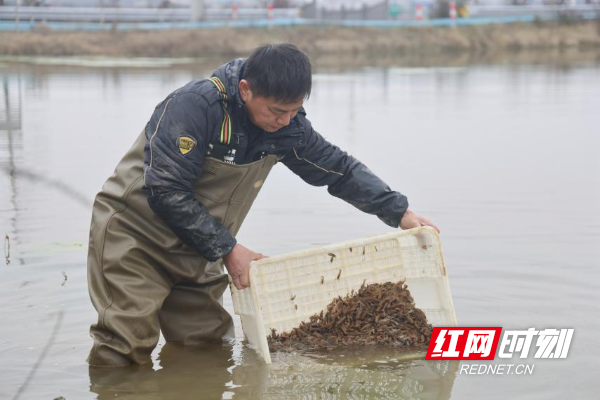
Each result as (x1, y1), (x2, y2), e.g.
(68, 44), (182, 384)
(239, 79), (251, 102)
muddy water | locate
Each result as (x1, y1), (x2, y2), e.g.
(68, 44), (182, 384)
(0, 56), (599, 399)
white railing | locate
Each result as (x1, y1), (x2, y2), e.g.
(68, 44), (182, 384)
(0, 6), (300, 22)
(469, 4), (600, 17)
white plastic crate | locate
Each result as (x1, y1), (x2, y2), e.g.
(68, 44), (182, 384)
(230, 227), (458, 364)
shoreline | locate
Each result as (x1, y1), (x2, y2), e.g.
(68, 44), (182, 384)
(1, 46), (599, 72)
(1, 20), (599, 59)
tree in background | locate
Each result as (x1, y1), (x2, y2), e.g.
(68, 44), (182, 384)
(432, 0), (450, 19)
(273, 0), (292, 7)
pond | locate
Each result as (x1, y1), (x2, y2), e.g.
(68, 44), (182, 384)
(0, 53), (599, 399)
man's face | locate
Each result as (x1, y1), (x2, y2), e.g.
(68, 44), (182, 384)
(239, 79), (303, 133)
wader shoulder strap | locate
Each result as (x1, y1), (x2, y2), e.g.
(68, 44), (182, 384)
(209, 77), (232, 146)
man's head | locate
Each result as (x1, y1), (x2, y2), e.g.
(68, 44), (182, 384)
(239, 43), (312, 133)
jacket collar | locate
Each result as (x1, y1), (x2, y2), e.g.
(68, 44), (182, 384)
(211, 58), (247, 112)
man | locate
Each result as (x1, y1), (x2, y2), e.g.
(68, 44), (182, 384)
(87, 43), (438, 367)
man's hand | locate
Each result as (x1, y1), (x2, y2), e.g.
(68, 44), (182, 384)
(400, 209), (440, 233)
(223, 243), (267, 290)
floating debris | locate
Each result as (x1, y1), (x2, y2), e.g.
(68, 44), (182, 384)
(61, 271), (68, 287)
(268, 281), (433, 352)
(4, 235), (9, 265)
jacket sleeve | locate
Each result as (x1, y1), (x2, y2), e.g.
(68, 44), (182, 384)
(142, 91), (236, 262)
(281, 117), (409, 227)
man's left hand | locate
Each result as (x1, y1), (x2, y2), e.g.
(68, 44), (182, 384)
(400, 209), (440, 233)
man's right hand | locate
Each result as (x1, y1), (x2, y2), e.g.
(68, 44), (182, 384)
(223, 243), (267, 290)
(399, 209), (440, 233)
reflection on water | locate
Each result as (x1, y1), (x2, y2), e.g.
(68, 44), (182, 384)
(89, 344), (246, 400)
(0, 54), (599, 399)
(1, 75), (23, 266)
(89, 344), (457, 400)
(265, 348), (458, 399)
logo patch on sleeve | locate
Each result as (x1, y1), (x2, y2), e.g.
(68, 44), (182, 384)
(178, 136), (196, 155)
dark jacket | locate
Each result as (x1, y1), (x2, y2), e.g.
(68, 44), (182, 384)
(143, 59), (408, 262)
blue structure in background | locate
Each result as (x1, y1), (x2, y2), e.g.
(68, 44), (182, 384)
(1, 13), (594, 31)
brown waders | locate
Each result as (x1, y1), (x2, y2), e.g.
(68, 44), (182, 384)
(87, 130), (277, 367)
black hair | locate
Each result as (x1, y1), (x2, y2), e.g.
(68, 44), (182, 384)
(242, 43), (312, 104)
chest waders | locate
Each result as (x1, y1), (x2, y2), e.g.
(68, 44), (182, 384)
(87, 82), (277, 367)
